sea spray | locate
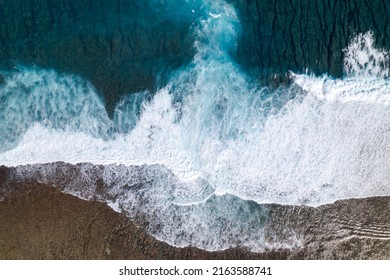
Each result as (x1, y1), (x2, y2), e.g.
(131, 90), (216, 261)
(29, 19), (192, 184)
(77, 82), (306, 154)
(1, 0), (390, 251)
(343, 31), (390, 78)
(0, 67), (112, 152)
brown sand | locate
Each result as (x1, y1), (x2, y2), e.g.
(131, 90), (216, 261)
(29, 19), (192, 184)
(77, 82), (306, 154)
(0, 180), (288, 259)
(2, 164), (390, 260)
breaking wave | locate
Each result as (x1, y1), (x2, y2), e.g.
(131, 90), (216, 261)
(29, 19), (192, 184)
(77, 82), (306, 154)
(1, 0), (390, 251)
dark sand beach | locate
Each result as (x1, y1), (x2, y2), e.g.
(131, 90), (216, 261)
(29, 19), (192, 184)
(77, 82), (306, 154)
(2, 0), (390, 260)
(2, 165), (390, 260)
(0, 166), (288, 259)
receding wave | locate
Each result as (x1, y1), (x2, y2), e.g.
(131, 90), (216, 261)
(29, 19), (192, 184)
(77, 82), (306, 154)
(1, 0), (390, 251)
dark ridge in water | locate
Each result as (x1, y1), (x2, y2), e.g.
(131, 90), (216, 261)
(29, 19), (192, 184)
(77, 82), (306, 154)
(2, 0), (390, 257)
(0, 0), (198, 115)
(228, 0), (390, 80)
(2, 0), (390, 113)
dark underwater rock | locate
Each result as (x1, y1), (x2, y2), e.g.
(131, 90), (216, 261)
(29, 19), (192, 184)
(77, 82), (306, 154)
(0, 0), (196, 115)
(228, 0), (390, 80)
(1, 0), (390, 111)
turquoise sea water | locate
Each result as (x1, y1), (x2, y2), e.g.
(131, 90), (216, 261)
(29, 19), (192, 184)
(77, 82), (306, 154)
(2, 0), (390, 251)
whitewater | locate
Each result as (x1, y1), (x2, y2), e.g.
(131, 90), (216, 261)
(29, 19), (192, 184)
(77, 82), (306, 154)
(1, 0), (390, 251)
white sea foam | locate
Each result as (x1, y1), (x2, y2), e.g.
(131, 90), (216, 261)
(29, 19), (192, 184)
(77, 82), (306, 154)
(3, 31), (390, 206)
(0, 66), (112, 152)
(343, 31), (389, 78)
(1, 1), (390, 251)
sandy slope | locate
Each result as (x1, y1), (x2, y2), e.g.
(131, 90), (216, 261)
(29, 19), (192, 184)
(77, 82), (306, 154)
(0, 171), (287, 259)
(2, 165), (390, 259)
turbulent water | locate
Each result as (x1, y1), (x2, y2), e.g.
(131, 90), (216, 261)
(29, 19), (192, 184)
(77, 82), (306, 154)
(1, 0), (390, 252)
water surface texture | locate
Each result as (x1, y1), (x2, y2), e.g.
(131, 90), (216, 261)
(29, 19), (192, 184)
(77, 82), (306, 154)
(1, 0), (390, 252)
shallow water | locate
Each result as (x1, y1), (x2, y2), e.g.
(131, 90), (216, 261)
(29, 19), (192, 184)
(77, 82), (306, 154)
(1, 0), (390, 252)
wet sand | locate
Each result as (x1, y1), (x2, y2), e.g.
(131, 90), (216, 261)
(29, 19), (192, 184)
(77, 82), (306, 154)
(0, 172), (287, 259)
(1, 165), (390, 259)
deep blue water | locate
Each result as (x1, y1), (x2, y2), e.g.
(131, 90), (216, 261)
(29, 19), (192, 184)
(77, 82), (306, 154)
(2, 0), (390, 251)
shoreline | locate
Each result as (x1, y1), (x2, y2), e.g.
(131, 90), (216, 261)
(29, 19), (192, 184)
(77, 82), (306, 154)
(2, 165), (390, 259)
(0, 174), (288, 259)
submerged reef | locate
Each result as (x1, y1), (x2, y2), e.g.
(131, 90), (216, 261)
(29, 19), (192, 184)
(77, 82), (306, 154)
(1, 0), (389, 112)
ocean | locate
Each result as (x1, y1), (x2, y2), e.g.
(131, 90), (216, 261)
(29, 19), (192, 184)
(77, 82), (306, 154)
(1, 0), (390, 253)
